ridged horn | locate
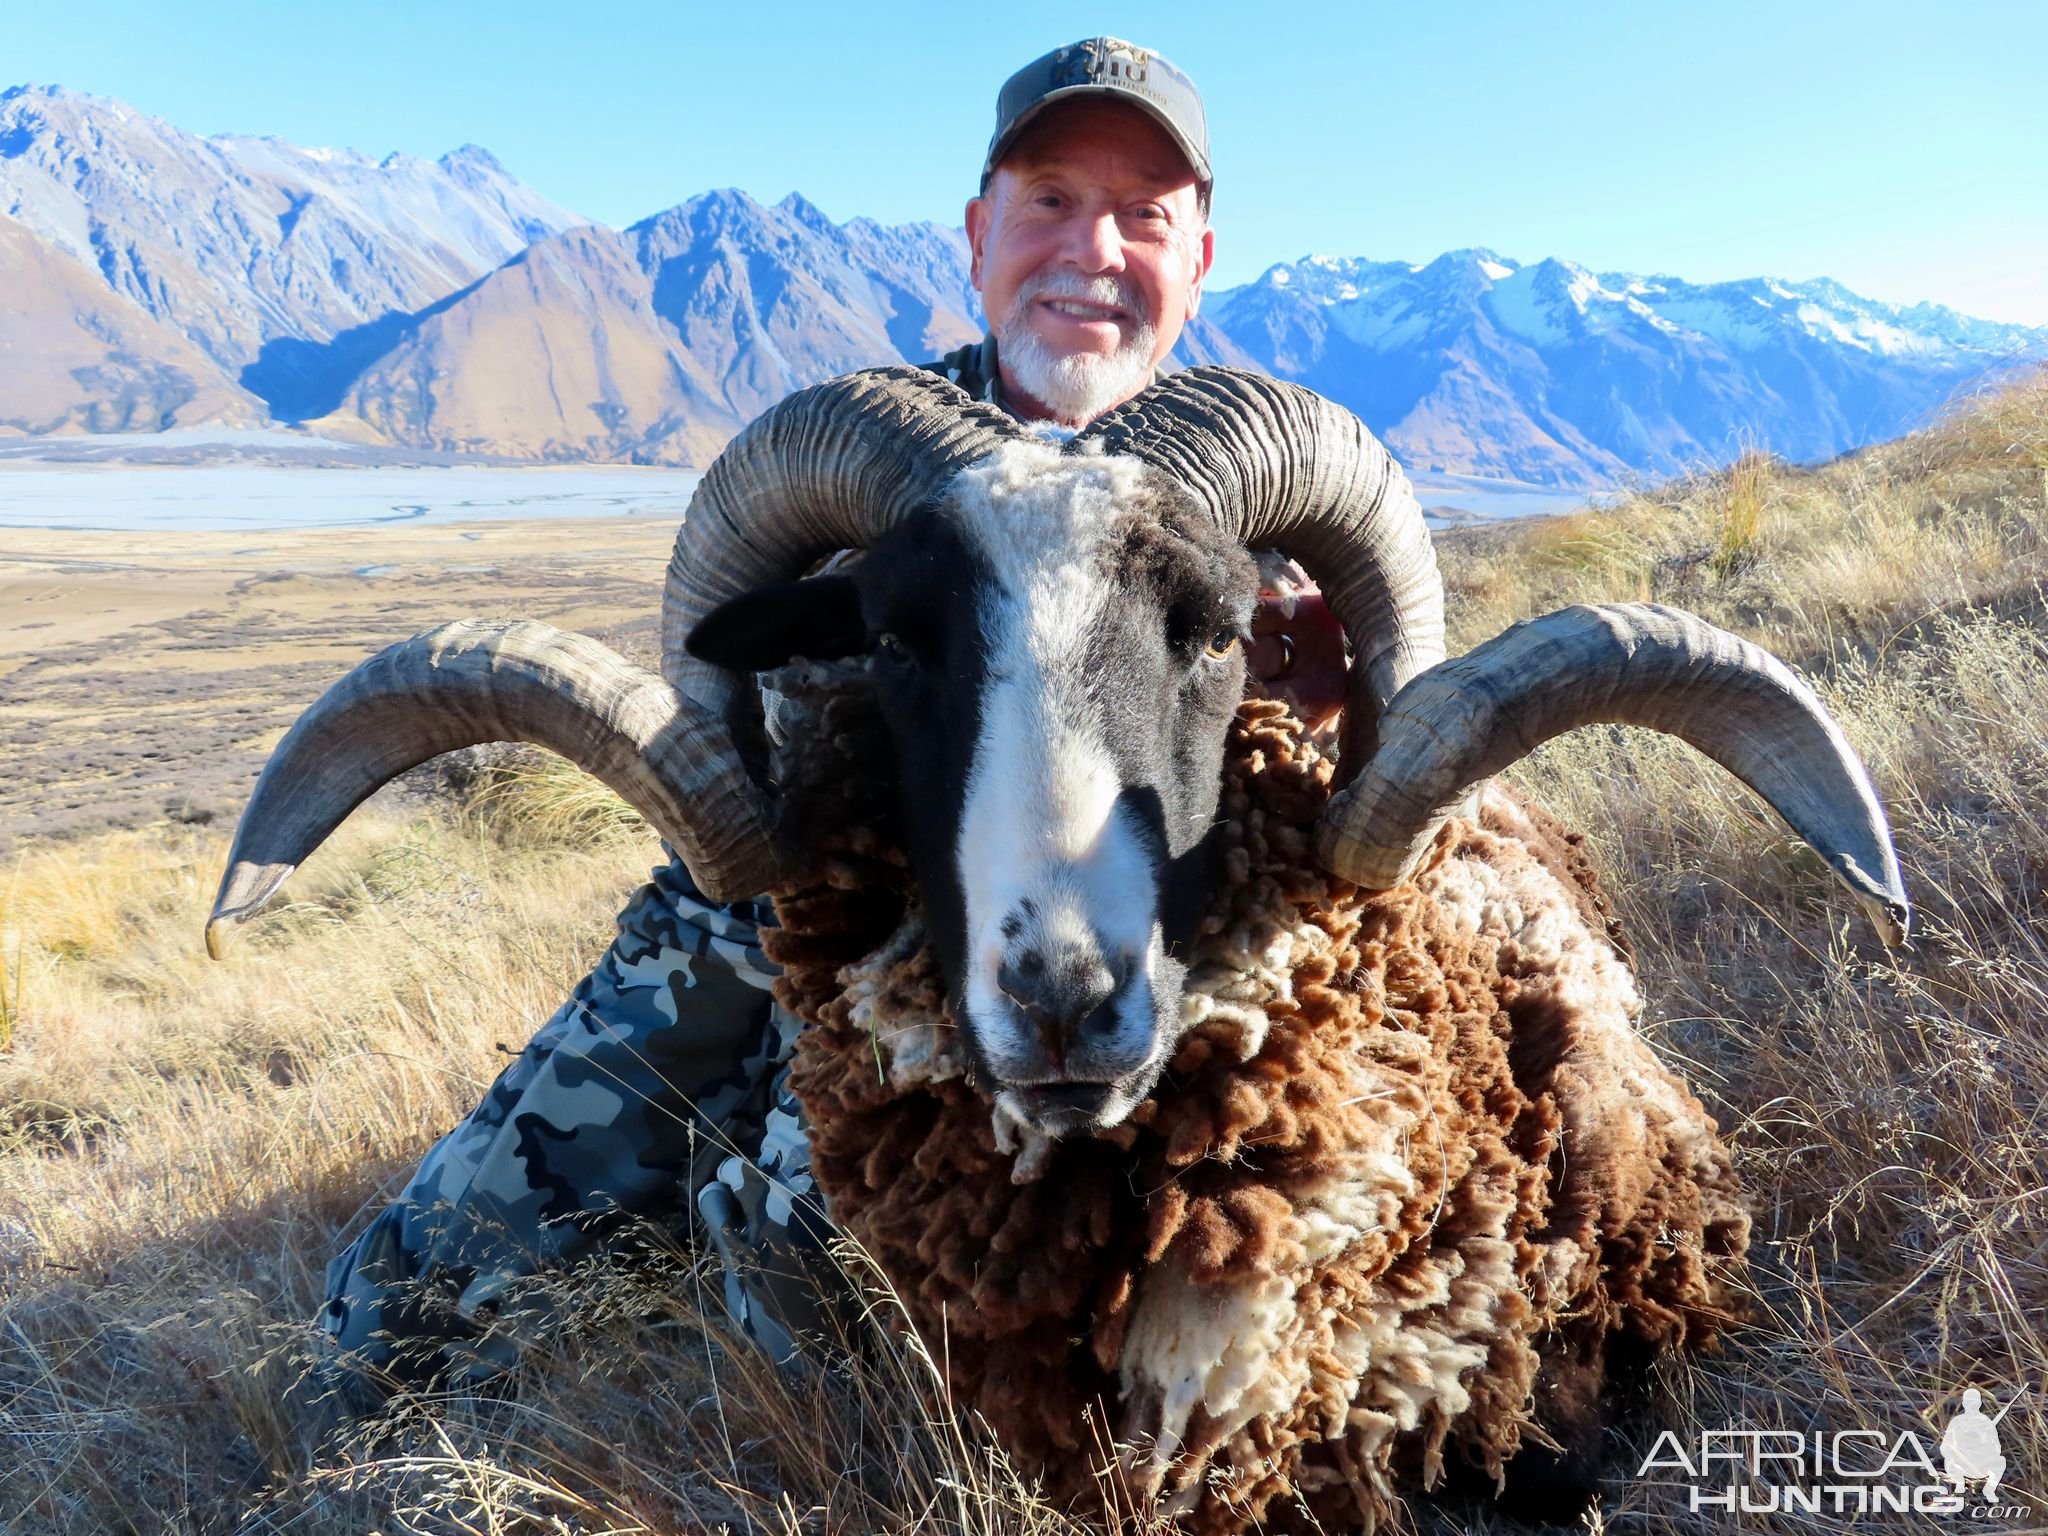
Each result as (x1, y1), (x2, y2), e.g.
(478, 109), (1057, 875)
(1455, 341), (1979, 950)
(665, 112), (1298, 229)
(207, 620), (703, 957)
(660, 366), (1029, 899)
(1076, 367), (1446, 769)
(1320, 602), (1910, 944)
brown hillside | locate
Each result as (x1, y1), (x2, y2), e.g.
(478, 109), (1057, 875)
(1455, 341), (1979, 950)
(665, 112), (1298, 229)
(0, 220), (262, 435)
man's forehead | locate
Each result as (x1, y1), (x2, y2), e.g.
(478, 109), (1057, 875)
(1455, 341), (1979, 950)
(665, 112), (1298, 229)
(997, 98), (1201, 191)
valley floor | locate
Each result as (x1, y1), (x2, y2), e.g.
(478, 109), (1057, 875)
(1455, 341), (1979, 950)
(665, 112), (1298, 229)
(0, 516), (671, 854)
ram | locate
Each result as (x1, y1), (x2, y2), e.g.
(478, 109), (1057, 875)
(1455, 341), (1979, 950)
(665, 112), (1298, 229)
(208, 367), (1908, 1531)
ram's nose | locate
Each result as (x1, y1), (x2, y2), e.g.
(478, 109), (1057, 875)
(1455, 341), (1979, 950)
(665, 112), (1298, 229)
(996, 947), (1127, 1069)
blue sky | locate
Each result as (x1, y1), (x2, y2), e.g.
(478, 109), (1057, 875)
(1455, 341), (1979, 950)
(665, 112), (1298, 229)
(8, 0), (2044, 322)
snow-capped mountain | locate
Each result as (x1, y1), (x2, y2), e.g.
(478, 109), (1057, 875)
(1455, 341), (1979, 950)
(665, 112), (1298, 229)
(3, 86), (2040, 478)
(1204, 249), (2045, 484)
(0, 83), (580, 425)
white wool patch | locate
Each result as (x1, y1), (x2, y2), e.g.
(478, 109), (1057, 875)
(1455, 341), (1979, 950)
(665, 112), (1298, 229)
(1326, 1237), (1517, 1420)
(1119, 1262), (1305, 1478)
(1176, 908), (1309, 1064)
(1419, 814), (1638, 1009)
(1419, 839), (1696, 1134)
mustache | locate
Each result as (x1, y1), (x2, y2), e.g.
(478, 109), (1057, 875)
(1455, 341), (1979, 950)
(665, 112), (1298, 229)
(1011, 269), (1151, 323)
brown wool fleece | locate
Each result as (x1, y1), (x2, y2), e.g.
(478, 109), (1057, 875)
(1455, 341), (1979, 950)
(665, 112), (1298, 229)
(760, 669), (1750, 1534)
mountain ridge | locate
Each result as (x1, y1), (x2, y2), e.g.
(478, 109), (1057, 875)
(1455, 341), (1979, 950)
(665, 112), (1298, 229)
(3, 85), (2041, 480)
(0, 82), (584, 424)
(1203, 247), (2044, 484)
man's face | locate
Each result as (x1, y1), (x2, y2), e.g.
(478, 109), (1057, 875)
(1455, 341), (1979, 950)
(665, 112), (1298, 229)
(966, 98), (1214, 424)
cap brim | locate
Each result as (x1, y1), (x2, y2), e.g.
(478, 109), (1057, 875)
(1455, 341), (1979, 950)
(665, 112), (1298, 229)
(982, 85), (1212, 189)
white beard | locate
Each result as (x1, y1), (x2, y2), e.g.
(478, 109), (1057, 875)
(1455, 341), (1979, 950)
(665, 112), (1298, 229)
(997, 272), (1160, 425)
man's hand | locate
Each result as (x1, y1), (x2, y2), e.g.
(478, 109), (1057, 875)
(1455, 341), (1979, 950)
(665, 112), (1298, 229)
(1247, 566), (1348, 736)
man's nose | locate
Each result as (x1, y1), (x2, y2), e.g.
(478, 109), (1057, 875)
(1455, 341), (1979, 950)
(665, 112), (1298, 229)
(1060, 209), (1126, 274)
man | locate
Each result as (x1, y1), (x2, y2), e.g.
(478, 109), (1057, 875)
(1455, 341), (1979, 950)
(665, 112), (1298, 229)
(318, 36), (1346, 1388)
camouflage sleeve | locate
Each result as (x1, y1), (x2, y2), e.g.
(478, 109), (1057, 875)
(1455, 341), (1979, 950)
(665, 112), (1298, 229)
(316, 854), (797, 1388)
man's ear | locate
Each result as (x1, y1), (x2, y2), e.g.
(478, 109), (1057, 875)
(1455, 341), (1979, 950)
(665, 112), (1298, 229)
(965, 193), (991, 290)
(1185, 222), (1215, 319)
(685, 574), (867, 671)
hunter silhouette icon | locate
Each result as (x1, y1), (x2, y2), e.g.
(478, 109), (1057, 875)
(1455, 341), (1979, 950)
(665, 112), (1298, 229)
(1941, 1388), (2013, 1501)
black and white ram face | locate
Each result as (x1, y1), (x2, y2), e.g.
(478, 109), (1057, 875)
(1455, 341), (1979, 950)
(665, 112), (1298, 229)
(691, 441), (1259, 1137)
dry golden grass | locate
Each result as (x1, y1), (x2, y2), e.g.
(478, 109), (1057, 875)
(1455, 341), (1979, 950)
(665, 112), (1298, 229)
(3, 370), (2046, 1533)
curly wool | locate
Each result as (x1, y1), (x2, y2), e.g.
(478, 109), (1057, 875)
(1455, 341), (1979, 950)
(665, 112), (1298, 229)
(761, 670), (1750, 1533)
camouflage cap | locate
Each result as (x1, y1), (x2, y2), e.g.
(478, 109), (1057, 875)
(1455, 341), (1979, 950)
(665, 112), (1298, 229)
(981, 37), (1211, 193)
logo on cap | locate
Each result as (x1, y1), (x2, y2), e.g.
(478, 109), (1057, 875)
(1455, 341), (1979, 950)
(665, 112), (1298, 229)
(1061, 37), (1151, 89)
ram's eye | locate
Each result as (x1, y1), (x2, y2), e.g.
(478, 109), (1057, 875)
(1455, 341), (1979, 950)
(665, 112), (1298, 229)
(876, 631), (911, 661)
(1205, 628), (1239, 659)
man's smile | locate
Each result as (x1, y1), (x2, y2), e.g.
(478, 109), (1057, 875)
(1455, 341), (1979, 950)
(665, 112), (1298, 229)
(1032, 289), (1147, 352)
(1039, 295), (1131, 326)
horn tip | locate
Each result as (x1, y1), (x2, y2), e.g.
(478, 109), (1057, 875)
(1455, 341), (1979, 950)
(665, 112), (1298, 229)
(1828, 852), (1910, 946)
(1860, 892), (1913, 948)
(207, 859), (297, 958)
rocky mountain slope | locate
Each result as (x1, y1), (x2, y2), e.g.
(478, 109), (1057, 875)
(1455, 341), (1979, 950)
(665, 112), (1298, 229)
(0, 217), (262, 434)
(326, 191), (981, 464)
(4, 85), (2040, 479)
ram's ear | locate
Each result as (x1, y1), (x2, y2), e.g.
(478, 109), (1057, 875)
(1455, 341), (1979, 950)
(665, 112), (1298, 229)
(686, 574), (868, 671)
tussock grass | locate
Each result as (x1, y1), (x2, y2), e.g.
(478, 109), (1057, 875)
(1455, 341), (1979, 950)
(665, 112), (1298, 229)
(1710, 443), (1771, 581)
(456, 744), (658, 850)
(4, 370), (2046, 1532)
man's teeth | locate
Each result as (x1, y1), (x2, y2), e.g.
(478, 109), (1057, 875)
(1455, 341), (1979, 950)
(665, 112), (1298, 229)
(1047, 299), (1120, 319)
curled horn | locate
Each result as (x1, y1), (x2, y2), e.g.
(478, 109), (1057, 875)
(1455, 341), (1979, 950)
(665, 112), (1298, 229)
(208, 620), (697, 958)
(1077, 367), (1446, 768)
(1323, 602), (1911, 943)
(207, 368), (1024, 952)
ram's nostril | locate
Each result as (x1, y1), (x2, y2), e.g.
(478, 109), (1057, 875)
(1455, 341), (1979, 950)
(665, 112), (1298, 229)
(1077, 990), (1124, 1039)
(997, 955), (1041, 1008)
